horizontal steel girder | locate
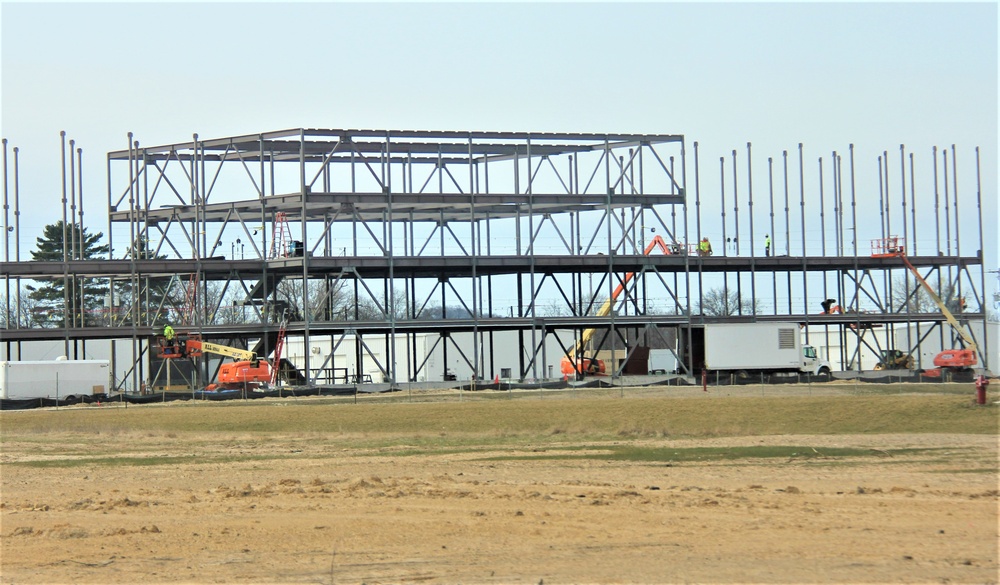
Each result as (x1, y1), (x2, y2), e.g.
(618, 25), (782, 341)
(109, 192), (686, 223)
(0, 312), (985, 343)
(2, 254), (981, 280)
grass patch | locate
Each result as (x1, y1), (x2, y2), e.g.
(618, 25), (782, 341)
(483, 445), (943, 463)
(8, 453), (279, 469)
(2, 393), (996, 440)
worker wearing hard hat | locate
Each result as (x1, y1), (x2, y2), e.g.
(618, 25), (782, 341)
(764, 234), (771, 257)
(160, 323), (176, 356)
(698, 237), (713, 257)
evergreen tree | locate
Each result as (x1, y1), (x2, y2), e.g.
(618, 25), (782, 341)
(25, 220), (109, 326)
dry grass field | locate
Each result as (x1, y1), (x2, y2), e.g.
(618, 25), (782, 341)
(2, 383), (998, 584)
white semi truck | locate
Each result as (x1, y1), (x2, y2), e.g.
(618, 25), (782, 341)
(0, 359), (110, 401)
(702, 323), (831, 378)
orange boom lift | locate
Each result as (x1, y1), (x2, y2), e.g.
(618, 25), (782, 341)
(561, 235), (683, 377)
(872, 237), (978, 376)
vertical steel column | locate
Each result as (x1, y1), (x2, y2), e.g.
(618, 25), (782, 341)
(732, 150), (740, 257)
(943, 149), (952, 257)
(13, 147), (19, 334)
(68, 139), (78, 339)
(746, 143), (755, 317)
(299, 129), (311, 383)
(670, 156), (677, 313)
(694, 143), (704, 319)
(60, 132), (70, 355)
(681, 139), (693, 376)
(605, 138), (616, 378)
(882, 150), (892, 352)
(908, 151), (921, 369)
(783, 150), (792, 313)
(818, 156), (830, 362)
(468, 134), (478, 383)
(768, 157), (777, 313)
(127, 133), (138, 393)
(951, 145), (963, 311)
(387, 132), (397, 385)
(900, 145), (911, 357)
(720, 156), (728, 311)
(798, 144), (808, 342)
(527, 138), (537, 379)
(77, 146), (85, 357)
(2, 139), (8, 345)
(849, 145), (861, 370)
(974, 147), (988, 370)
(880, 152), (891, 350)
(933, 147), (944, 350)
(832, 151), (841, 256)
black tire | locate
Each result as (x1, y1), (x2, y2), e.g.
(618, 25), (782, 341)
(817, 367), (831, 381)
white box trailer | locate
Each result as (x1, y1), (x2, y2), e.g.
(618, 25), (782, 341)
(0, 359), (110, 400)
(703, 323), (831, 376)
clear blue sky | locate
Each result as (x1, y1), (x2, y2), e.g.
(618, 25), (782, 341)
(2, 1), (997, 304)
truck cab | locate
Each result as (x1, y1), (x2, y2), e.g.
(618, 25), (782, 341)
(801, 345), (832, 378)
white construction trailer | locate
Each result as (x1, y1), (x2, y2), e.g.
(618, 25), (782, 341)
(0, 359), (110, 400)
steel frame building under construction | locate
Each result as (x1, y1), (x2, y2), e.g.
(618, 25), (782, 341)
(0, 128), (991, 391)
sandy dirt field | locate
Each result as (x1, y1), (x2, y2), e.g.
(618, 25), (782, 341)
(1, 395), (998, 584)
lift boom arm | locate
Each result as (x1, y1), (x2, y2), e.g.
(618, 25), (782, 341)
(574, 235), (676, 355)
(185, 339), (258, 361)
(899, 254), (977, 351)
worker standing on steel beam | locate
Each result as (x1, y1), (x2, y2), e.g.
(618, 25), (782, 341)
(698, 237), (713, 257)
(765, 234), (771, 257)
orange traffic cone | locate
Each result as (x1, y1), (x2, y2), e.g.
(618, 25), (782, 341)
(494, 374), (500, 385)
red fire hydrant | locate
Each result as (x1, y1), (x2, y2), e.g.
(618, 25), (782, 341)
(975, 375), (989, 405)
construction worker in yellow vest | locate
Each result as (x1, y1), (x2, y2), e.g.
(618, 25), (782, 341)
(698, 237), (713, 257)
(161, 323), (176, 355)
(764, 234), (771, 257)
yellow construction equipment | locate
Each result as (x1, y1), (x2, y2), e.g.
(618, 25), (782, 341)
(561, 235), (682, 376)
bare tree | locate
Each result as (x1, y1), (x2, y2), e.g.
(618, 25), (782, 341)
(890, 275), (967, 313)
(698, 287), (760, 317)
(0, 286), (51, 328)
(537, 298), (570, 317)
(273, 277), (349, 322)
